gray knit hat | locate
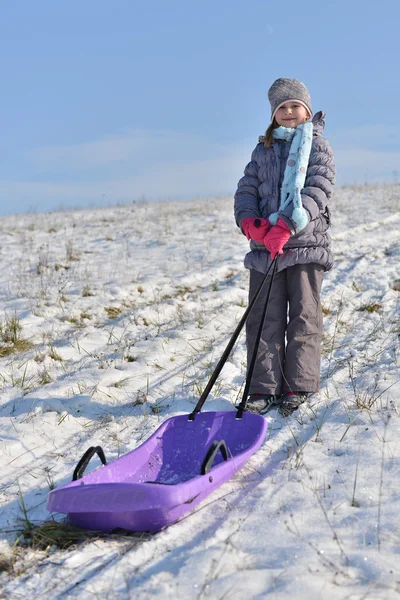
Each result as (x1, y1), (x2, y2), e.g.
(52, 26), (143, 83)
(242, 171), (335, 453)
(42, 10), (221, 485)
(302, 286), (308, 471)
(268, 78), (312, 120)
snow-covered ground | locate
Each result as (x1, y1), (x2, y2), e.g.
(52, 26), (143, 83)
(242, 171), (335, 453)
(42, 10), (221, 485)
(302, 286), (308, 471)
(0, 185), (399, 599)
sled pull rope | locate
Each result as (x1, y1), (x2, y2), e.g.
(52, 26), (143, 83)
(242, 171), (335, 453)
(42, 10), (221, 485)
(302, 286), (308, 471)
(188, 257), (278, 421)
(236, 258), (278, 419)
(72, 446), (107, 481)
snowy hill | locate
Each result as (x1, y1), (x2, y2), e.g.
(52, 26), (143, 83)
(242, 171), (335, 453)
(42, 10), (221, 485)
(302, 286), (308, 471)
(0, 185), (399, 599)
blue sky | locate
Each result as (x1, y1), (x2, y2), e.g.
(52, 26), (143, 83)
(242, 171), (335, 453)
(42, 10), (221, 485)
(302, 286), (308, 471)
(1, 0), (399, 215)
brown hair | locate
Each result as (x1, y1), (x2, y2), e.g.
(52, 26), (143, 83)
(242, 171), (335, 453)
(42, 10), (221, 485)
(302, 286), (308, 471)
(263, 119), (279, 150)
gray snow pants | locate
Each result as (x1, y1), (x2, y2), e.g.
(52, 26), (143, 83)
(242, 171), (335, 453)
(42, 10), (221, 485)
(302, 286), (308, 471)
(246, 264), (325, 395)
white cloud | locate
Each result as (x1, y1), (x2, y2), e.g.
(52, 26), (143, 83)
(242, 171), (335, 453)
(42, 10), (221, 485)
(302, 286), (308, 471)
(27, 130), (239, 172)
(1, 130), (255, 212)
(0, 151), (252, 213)
(334, 148), (400, 184)
(330, 124), (400, 183)
(1, 124), (399, 214)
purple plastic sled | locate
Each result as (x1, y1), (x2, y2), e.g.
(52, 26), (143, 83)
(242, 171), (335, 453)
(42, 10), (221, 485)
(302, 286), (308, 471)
(47, 411), (267, 532)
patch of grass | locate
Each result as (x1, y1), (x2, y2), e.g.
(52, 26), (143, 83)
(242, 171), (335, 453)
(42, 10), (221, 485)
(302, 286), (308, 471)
(20, 520), (102, 551)
(44, 467), (55, 491)
(0, 338), (33, 358)
(60, 315), (85, 328)
(125, 354), (137, 363)
(176, 285), (194, 297)
(66, 241), (80, 262)
(105, 306), (122, 319)
(80, 311), (92, 320)
(13, 519), (149, 561)
(347, 360), (383, 410)
(121, 298), (135, 309)
(38, 368), (53, 385)
(357, 303), (382, 313)
(391, 279), (400, 292)
(54, 263), (70, 271)
(48, 345), (64, 362)
(0, 313), (33, 357)
(82, 284), (95, 297)
(0, 551), (17, 574)
(113, 376), (132, 388)
(321, 304), (331, 316)
(1, 313), (22, 344)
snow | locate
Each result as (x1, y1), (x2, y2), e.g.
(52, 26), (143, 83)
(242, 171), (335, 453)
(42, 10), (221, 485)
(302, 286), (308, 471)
(0, 186), (399, 599)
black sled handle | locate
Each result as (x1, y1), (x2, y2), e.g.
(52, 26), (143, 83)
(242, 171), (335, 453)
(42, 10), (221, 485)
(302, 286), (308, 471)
(189, 257), (278, 421)
(201, 440), (229, 475)
(72, 446), (107, 481)
(236, 257), (278, 418)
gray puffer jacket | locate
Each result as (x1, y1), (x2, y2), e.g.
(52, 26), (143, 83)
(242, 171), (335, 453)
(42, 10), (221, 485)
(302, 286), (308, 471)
(234, 111), (336, 273)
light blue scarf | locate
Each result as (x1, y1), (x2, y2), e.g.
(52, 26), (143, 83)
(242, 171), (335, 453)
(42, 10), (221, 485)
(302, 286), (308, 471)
(269, 122), (313, 230)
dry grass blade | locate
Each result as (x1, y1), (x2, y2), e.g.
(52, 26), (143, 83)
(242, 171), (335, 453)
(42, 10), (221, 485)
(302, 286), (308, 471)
(20, 521), (102, 550)
(19, 520), (150, 552)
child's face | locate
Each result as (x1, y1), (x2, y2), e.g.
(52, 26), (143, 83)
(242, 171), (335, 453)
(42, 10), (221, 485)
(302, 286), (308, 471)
(274, 102), (310, 127)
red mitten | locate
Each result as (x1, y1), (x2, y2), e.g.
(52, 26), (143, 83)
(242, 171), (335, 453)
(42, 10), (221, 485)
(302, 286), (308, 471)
(241, 217), (270, 243)
(263, 218), (291, 258)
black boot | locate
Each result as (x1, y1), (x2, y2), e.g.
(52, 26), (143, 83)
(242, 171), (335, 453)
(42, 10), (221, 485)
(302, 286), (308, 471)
(279, 392), (310, 417)
(246, 394), (279, 415)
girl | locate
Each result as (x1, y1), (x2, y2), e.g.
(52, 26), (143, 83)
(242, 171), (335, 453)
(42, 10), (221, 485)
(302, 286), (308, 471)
(234, 77), (335, 417)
